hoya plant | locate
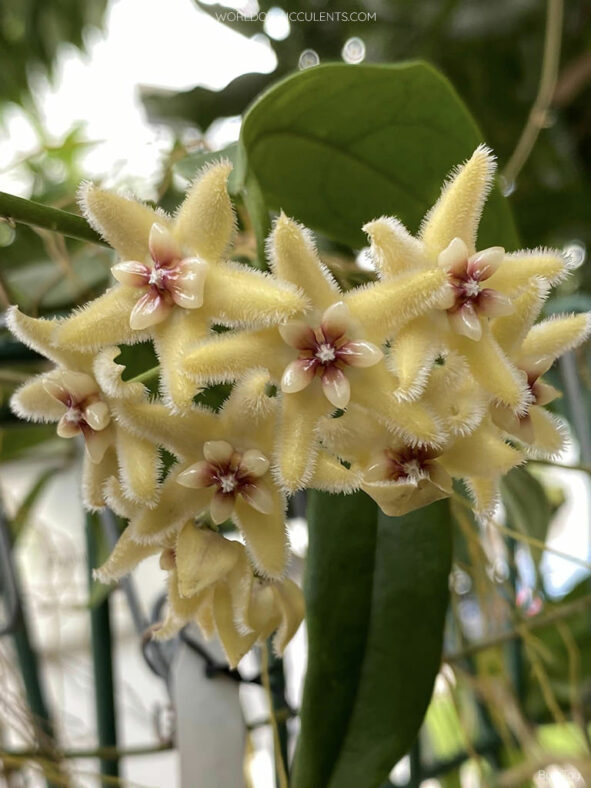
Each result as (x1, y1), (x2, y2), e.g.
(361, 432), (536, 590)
(1, 59), (590, 787)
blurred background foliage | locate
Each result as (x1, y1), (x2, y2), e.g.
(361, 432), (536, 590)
(0, 0), (107, 109)
(1, 0), (591, 785)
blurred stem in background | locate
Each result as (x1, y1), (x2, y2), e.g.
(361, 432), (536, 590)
(262, 641), (289, 788)
(0, 505), (66, 787)
(85, 513), (119, 785)
(501, 0), (564, 189)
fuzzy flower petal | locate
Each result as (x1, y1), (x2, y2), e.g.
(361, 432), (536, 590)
(80, 182), (165, 260)
(363, 216), (427, 277)
(175, 523), (240, 598)
(234, 493), (288, 580)
(57, 287), (149, 350)
(420, 144), (495, 258)
(269, 212), (340, 310)
(174, 161), (235, 260)
(518, 312), (591, 365)
(94, 527), (160, 584)
(451, 328), (529, 411)
(204, 262), (307, 327)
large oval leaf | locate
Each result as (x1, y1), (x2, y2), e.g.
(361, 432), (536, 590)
(292, 492), (452, 788)
(239, 62), (519, 250)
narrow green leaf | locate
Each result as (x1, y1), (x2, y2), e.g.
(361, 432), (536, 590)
(240, 62), (519, 251)
(11, 467), (62, 541)
(293, 492), (452, 788)
(501, 466), (552, 548)
(242, 167), (271, 270)
(0, 423), (62, 462)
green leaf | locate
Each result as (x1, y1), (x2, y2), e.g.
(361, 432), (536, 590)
(174, 143), (241, 195)
(0, 423), (63, 462)
(293, 492), (452, 788)
(240, 62), (519, 250)
(142, 71), (280, 132)
(11, 466), (62, 541)
(241, 166), (271, 269)
(500, 466), (552, 548)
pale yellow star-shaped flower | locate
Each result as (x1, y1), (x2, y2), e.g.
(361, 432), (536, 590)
(490, 280), (591, 457)
(96, 522), (304, 668)
(318, 353), (522, 519)
(53, 162), (307, 410)
(365, 145), (569, 411)
(183, 213), (451, 491)
(7, 307), (159, 510)
(112, 368), (354, 578)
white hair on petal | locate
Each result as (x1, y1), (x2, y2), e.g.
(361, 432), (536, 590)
(419, 143), (497, 245)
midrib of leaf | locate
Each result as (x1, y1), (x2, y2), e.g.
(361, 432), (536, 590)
(249, 129), (431, 212)
(322, 524), (381, 788)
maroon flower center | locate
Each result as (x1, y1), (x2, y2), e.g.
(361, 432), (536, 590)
(383, 447), (439, 483)
(298, 326), (350, 378)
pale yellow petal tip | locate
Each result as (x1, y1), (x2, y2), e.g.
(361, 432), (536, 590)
(246, 545), (289, 583)
(362, 215), (409, 244)
(420, 144), (496, 256)
(93, 347), (147, 401)
(270, 212), (309, 249)
(194, 157), (233, 183)
(524, 410), (569, 461)
(6, 305), (61, 357)
(92, 567), (113, 585)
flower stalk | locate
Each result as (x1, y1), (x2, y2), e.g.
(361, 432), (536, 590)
(0, 190), (105, 246)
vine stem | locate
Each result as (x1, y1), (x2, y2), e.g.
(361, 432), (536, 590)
(0, 191), (105, 246)
(261, 644), (288, 788)
(0, 741), (172, 762)
(501, 0), (564, 188)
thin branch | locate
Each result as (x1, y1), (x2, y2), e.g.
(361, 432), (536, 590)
(529, 458), (591, 474)
(0, 741), (173, 762)
(501, 0), (564, 188)
(452, 492), (591, 571)
(261, 644), (289, 788)
(445, 593), (591, 663)
(0, 191), (105, 247)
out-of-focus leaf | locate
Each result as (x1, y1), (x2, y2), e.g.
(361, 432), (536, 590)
(239, 62), (519, 250)
(4, 251), (111, 313)
(241, 167), (271, 268)
(0, 0), (107, 109)
(501, 466), (552, 548)
(11, 466), (62, 540)
(0, 423), (62, 462)
(292, 492), (452, 788)
(174, 142), (241, 194)
(142, 72), (281, 132)
(544, 294), (591, 316)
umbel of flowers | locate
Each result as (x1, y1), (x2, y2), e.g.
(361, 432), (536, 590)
(8, 149), (590, 667)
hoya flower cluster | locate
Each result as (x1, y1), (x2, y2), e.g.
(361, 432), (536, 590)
(8, 148), (589, 666)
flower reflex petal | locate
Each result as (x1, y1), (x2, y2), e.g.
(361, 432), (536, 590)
(41, 370), (113, 463)
(279, 301), (382, 409)
(178, 441), (276, 528)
